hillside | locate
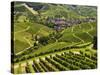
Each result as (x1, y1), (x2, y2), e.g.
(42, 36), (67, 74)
(12, 2), (97, 74)
(14, 21), (53, 53)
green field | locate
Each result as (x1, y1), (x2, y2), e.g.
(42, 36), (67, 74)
(12, 2), (97, 74)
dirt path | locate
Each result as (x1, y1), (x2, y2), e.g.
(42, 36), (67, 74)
(86, 32), (93, 38)
(16, 44), (34, 55)
(73, 34), (84, 43)
(24, 37), (32, 46)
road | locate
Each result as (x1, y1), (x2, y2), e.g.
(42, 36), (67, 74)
(22, 3), (38, 15)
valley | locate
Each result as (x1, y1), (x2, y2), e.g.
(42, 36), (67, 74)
(11, 2), (97, 74)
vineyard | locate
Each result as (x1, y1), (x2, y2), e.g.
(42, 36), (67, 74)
(14, 51), (97, 74)
(12, 2), (97, 74)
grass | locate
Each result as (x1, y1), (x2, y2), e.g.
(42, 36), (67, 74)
(80, 23), (92, 31)
(14, 22), (29, 32)
(14, 21), (53, 53)
(14, 40), (30, 53)
(88, 29), (97, 37)
(14, 21), (96, 58)
(30, 42), (72, 55)
(59, 22), (96, 43)
(59, 34), (82, 43)
(75, 32), (93, 43)
(41, 4), (81, 19)
(14, 42), (94, 65)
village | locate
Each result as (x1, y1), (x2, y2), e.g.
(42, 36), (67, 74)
(47, 17), (96, 31)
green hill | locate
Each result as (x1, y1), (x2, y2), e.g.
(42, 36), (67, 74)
(14, 21), (53, 53)
(12, 2), (97, 69)
(12, 2), (97, 74)
(13, 2), (97, 55)
(59, 22), (96, 43)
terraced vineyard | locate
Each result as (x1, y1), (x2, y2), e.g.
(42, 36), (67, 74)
(11, 2), (97, 74)
(14, 51), (97, 74)
(59, 22), (96, 43)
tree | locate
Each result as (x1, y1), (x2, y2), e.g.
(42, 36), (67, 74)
(34, 41), (39, 49)
(38, 36), (49, 45)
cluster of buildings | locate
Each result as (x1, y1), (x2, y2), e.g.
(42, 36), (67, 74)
(47, 17), (96, 31)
